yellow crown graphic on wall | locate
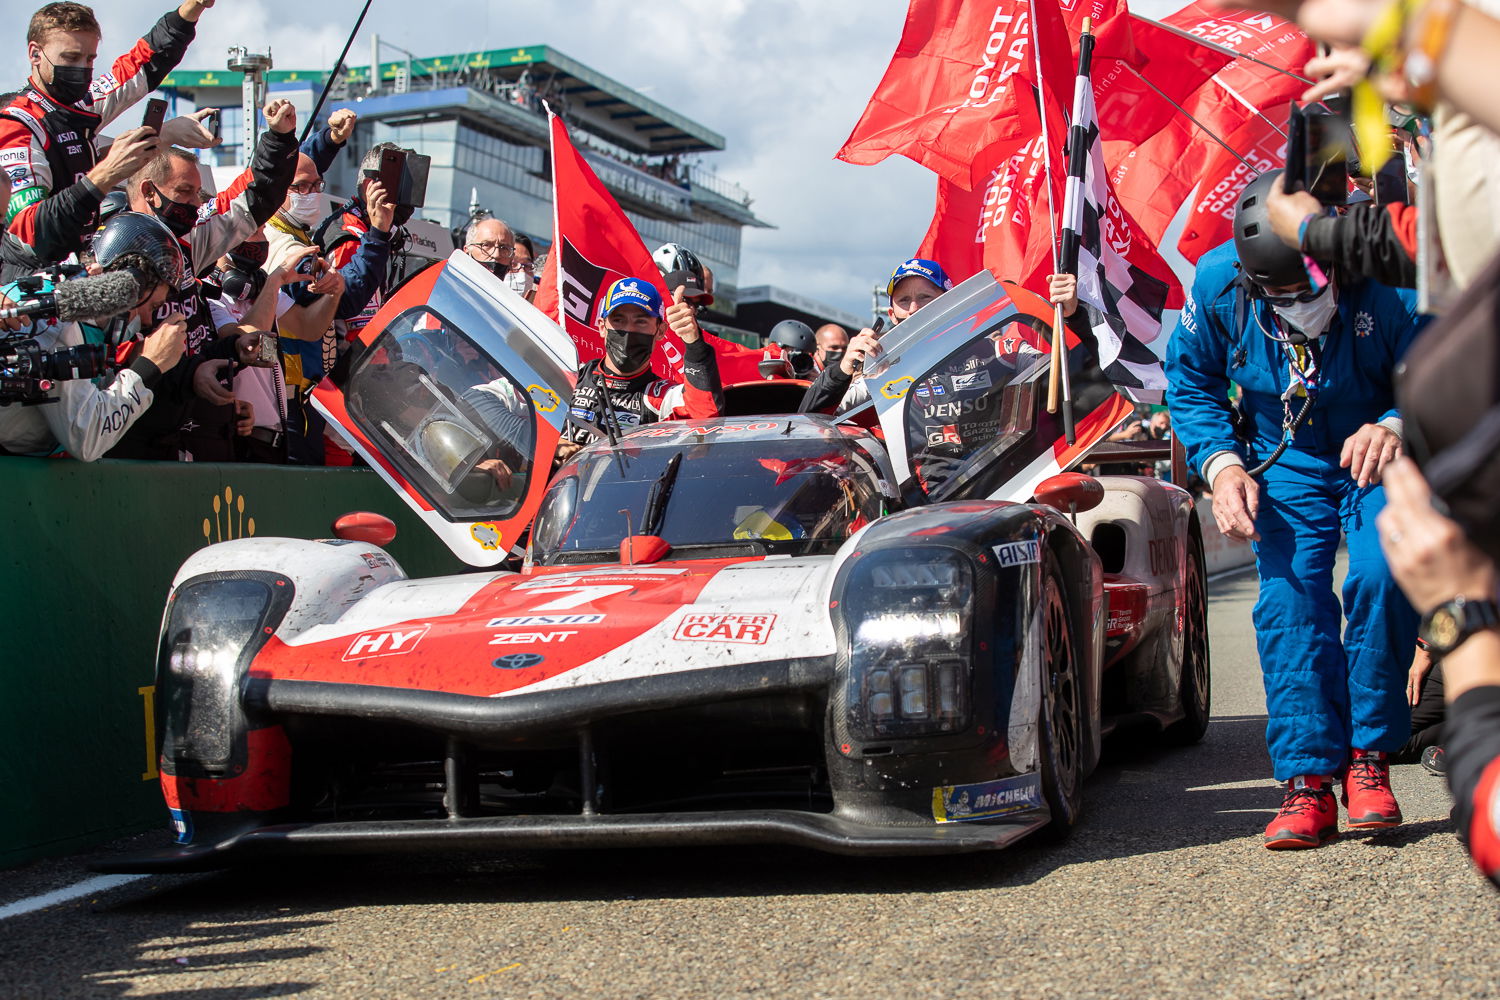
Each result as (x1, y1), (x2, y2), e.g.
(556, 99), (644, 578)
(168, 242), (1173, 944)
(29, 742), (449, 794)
(202, 485), (256, 545)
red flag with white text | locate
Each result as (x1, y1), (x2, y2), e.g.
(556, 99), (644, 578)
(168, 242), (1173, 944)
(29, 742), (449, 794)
(838, 0), (1074, 190)
(531, 111), (760, 383)
(1102, 3), (1310, 262)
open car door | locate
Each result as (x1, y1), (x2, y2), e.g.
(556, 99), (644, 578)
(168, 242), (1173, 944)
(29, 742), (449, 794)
(860, 273), (1133, 503)
(312, 250), (577, 567)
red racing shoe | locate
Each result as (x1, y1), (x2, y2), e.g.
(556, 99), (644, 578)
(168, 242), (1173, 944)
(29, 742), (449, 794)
(1264, 775), (1339, 849)
(1342, 749), (1403, 829)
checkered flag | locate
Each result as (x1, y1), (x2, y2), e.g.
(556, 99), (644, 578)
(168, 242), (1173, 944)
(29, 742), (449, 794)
(1060, 33), (1171, 404)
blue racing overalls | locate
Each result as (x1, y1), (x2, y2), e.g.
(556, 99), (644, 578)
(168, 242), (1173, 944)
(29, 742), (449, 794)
(1166, 240), (1423, 780)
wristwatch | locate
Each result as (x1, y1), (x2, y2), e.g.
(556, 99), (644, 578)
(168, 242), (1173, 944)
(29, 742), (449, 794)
(1419, 595), (1500, 657)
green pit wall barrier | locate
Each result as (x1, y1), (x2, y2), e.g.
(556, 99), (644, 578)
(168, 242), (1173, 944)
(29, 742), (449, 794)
(0, 458), (466, 869)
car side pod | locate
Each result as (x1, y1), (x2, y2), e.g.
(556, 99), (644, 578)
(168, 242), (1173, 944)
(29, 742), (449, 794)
(620, 534), (671, 565)
(332, 511), (398, 547)
(1034, 473), (1104, 519)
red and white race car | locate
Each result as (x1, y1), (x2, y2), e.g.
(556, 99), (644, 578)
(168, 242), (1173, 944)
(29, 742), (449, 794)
(102, 253), (1208, 870)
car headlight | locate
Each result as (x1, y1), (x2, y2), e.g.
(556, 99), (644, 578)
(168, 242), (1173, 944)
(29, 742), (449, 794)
(842, 549), (974, 740)
(159, 574), (289, 774)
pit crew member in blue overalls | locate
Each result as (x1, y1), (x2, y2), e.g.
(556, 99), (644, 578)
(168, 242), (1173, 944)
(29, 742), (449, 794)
(1166, 169), (1423, 850)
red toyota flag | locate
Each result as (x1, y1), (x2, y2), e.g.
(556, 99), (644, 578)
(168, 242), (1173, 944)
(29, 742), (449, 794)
(1101, 4), (1311, 262)
(531, 110), (760, 383)
(1163, 3), (1312, 113)
(838, 0), (1074, 190)
(917, 97), (1066, 291)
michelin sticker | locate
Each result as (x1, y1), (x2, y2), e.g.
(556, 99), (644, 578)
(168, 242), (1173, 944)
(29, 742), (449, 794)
(881, 376), (914, 400)
(992, 539), (1041, 568)
(932, 772), (1043, 823)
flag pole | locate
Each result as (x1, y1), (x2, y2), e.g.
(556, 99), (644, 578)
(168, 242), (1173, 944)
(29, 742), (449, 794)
(1051, 15), (1096, 446)
(1128, 14), (1314, 85)
(1122, 64), (1262, 172)
(1030, 0), (1071, 444)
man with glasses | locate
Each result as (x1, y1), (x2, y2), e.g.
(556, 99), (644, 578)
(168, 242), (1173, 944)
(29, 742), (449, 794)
(461, 216), (515, 277)
(1166, 169), (1425, 851)
(510, 232), (537, 301)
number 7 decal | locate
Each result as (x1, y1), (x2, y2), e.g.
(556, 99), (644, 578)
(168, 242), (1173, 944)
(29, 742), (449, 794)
(522, 584), (635, 611)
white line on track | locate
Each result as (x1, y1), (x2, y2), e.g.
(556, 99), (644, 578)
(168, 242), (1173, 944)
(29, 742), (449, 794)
(1207, 563), (1256, 584)
(0, 873), (149, 921)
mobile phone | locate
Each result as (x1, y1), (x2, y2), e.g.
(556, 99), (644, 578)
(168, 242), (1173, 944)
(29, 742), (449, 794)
(362, 147), (431, 209)
(141, 97), (168, 134)
(1284, 103), (1308, 194)
(247, 333), (278, 368)
(1303, 110), (1350, 207)
(1374, 155), (1408, 205)
(202, 110), (220, 142)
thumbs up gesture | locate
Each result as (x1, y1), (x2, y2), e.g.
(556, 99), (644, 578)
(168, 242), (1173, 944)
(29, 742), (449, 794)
(664, 285), (701, 344)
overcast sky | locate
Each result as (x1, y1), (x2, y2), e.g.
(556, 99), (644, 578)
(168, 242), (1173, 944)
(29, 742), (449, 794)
(7, 0), (1180, 317)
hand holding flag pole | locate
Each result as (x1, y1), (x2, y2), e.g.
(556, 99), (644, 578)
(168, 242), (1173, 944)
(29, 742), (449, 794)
(1033, 1), (1069, 439)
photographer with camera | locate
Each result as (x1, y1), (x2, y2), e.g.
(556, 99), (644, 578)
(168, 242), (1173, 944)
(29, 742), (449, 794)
(106, 97), (299, 461)
(1165, 167), (1425, 850)
(1, 1), (217, 281)
(0, 212), (187, 460)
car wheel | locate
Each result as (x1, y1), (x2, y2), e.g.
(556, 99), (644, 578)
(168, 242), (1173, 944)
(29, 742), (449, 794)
(1038, 552), (1083, 836)
(1164, 531), (1211, 745)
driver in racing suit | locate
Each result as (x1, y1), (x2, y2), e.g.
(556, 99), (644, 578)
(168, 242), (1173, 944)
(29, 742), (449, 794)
(558, 277), (722, 460)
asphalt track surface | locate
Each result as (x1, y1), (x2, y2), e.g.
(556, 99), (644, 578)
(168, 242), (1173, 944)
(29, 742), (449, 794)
(2, 566), (1497, 999)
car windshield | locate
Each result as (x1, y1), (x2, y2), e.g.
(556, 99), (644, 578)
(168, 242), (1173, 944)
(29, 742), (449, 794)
(344, 306), (534, 520)
(531, 422), (889, 564)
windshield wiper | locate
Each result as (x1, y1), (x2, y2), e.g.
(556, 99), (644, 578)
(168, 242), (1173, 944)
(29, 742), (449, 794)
(640, 452), (682, 538)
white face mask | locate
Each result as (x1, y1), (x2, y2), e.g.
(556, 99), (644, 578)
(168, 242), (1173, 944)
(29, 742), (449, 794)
(285, 191), (322, 227)
(1272, 285), (1338, 339)
(507, 267), (534, 297)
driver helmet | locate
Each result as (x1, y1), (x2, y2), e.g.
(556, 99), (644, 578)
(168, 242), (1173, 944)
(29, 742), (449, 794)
(652, 242), (713, 305)
(91, 211), (188, 291)
(768, 320), (816, 353)
(1232, 171), (1308, 290)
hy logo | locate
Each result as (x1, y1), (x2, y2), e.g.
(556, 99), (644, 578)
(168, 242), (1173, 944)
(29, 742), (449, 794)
(202, 486), (255, 545)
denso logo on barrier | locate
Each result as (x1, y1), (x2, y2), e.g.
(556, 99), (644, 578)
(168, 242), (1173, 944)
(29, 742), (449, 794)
(343, 624), (431, 660)
(674, 613), (777, 644)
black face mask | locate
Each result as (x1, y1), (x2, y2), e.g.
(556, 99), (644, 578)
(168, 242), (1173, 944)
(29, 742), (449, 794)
(149, 184), (199, 239)
(233, 240), (269, 268)
(604, 328), (656, 373)
(43, 56), (92, 106)
(820, 349), (845, 371)
(476, 258), (505, 277)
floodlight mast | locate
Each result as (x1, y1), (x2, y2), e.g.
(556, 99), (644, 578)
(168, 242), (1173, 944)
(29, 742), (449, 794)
(226, 46), (273, 157)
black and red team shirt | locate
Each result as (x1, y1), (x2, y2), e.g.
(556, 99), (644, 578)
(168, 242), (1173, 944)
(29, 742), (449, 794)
(0, 9), (197, 275)
(564, 337), (723, 445)
(1448, 685), (1500, 890)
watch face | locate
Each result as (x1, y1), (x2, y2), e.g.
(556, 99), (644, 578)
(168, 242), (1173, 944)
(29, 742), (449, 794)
(1428, 608), (1461, 649)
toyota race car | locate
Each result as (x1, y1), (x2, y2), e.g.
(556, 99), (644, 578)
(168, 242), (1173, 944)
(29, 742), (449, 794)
(101, 253), (1209, 871)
